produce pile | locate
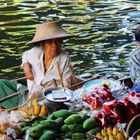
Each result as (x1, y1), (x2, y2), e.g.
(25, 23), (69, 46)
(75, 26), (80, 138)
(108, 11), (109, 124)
(1, 80), (140, 139)
(20, 109), (101, 140)
(80, 84), (140, 127)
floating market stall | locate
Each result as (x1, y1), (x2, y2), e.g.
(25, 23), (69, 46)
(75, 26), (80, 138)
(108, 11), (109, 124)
(0, 75), (140, 140)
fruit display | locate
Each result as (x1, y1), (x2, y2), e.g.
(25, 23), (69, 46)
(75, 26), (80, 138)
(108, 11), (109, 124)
(0, 79), (139, 139)
(20, 109), (101, 139)
(81, 84), (140, 127)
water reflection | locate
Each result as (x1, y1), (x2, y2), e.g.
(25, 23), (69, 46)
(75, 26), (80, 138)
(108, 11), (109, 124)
(0, 0), (140, 79)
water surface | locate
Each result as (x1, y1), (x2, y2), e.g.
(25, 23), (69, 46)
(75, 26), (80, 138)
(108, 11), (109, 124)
(0, 0), (140, 79)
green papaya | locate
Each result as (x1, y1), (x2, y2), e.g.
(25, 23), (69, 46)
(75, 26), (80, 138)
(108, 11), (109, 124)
(83, 118), (98, 130)
(39, 131), (55, 140)
(40, 120), (57, 129)
(72, 133), (87, 140)
(68, 124), (84, 133)
(60, 132), (72, 140)
(79, 113), (89, 122)
(55, 117), (64, 128)
(43, 129), (57, 134)
(61, 124), (69, 132)
(64, 114), (82, 124)
(53, 109), (72, 118)
(29, 124), (45, 138)
(87, 127), (100, 135)
(47, 114), (55, 120)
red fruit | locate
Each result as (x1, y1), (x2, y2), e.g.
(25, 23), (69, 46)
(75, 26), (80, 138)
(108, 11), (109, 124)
(103, 100), (117, 115)
(91, 97), (101, 110)
(123, 98), (139, 118)
(136, 94), (140, 98)
(129, 91), (136, 96)
(94, 111), (110, 127)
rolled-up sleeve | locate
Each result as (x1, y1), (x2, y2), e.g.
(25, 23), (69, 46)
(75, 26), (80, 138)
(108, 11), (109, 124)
(21, 51), (29, 67)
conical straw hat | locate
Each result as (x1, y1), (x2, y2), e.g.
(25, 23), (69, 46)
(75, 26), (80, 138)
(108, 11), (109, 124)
(28, 21), (73, 44)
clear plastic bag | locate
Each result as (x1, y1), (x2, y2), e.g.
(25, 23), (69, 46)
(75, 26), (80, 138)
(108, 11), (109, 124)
(17, 83), (29, 108)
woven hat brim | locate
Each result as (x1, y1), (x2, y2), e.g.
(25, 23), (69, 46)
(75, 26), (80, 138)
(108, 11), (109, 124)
(27, 34), (74, 45)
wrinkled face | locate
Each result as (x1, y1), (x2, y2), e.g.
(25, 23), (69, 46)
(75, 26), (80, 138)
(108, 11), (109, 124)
(43, 39), (63, 57)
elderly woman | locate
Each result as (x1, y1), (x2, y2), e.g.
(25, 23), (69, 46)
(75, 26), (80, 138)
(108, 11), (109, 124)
(22, 21), (78, 98)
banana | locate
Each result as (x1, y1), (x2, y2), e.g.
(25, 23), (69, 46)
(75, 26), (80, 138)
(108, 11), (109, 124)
(112, 127), (118, 136)
(103, 136), (109, 140)
(33, 98), (41, 116)
(109, 135), (116, 140)
(101, 128), (108, 137)
(39, 104), (47, 117)
(107, 128), (112, 136)
(96, 133), (104, 139)
(116, 132), (126, 140)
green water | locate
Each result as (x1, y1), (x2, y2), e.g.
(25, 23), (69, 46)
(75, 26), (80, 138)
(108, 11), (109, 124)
(0, 0), (140, 79)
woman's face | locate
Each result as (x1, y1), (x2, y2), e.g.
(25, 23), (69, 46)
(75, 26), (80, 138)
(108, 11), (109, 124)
(43, 39), (62, 57)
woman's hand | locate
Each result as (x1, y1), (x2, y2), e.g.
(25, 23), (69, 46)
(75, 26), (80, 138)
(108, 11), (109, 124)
(23, 63), (34, 81)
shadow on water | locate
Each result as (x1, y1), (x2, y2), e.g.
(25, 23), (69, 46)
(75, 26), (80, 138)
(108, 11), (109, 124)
(0, 0), (140, 79)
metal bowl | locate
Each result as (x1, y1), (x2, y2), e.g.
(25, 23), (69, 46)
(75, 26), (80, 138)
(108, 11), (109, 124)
(43, 87), (73, 103)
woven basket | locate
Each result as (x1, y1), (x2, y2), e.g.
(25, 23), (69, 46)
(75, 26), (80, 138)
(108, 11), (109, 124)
(126, 114), (140, 137)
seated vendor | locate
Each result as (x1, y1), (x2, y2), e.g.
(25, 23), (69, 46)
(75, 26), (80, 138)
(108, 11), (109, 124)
(0, 21), (80, 109)
(22, 21), (79, 99)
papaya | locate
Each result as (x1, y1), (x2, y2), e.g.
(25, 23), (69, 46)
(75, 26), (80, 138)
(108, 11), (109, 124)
(40, 120), (57, 129)
(68, 124), (84, 133)
(39, 131), (55, 140)
(43, 129), (57, 135)
(87, 127), (100, 135)
(72, 132), (87, 140)
(64, 114), (82, 124)
(55, 117), (64, 128)
(61, 124), (69, 132)
(62, 132), (73, 139)
(79, 113), (89, 122)
(53, 109), (72, 118)
(29, 124), (45, 138)
(47, 114), (55, 120)
(83, 118), (98, 130)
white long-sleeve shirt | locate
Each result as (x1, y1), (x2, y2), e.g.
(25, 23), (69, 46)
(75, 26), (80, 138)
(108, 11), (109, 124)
(22, 45), (75, 97)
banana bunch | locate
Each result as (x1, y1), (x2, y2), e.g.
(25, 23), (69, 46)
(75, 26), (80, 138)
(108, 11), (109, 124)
(32, 98), (47, 117)
(19, 98), (47, 121)
(93, 127), (127, 140)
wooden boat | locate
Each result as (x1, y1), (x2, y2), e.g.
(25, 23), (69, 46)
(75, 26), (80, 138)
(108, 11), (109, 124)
(0, 74), (134, 111)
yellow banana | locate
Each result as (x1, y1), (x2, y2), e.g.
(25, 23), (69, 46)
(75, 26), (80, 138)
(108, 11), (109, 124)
(101, 128), (108, 137)
(33, 98), (41, 116)
(96, 133), (104, 139)
(109, 135), (116, 140)
(116, 132), (126, 140)
(112, 127), (118, 136)
(103, 136), (109, 140)
(107, 128), (112, 136)
(39, 104), (47, 117)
